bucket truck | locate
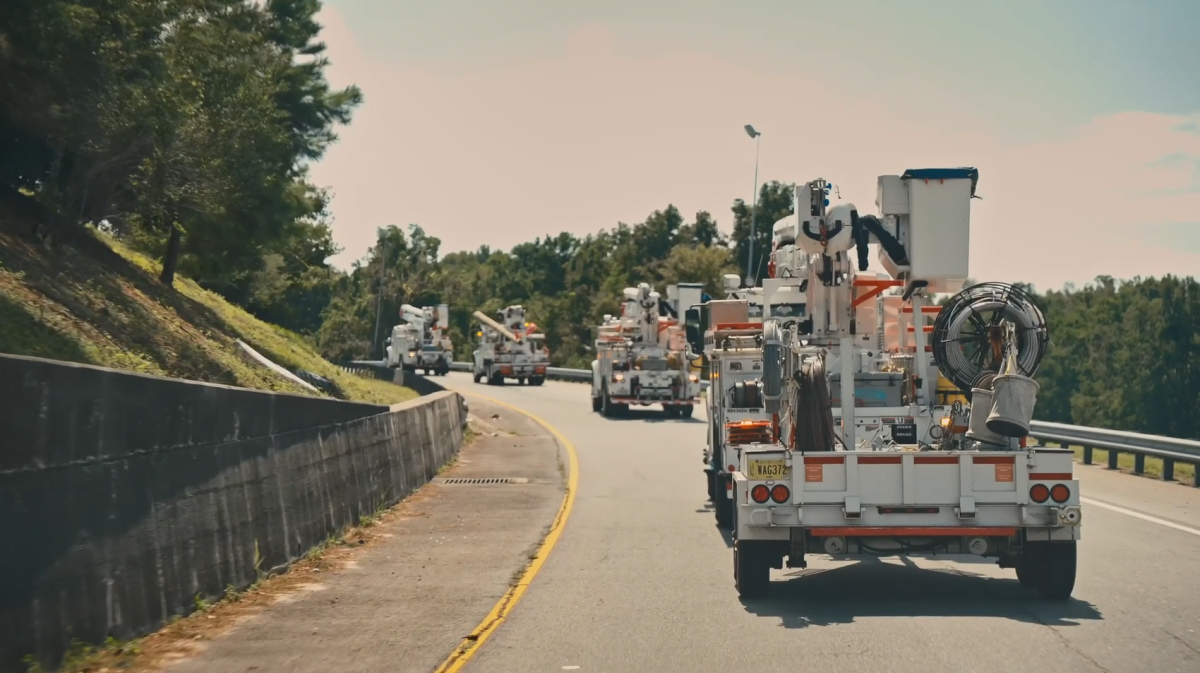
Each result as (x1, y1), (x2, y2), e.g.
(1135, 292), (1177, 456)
(384, 304), (452, 376)
(471, 305), (548, 386)
(590, 283), (703, 418)
(684, 168), (1078, 602)
(684, 274), (783, 527)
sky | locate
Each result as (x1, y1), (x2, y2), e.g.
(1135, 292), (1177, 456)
(310, 0), (1200, 292)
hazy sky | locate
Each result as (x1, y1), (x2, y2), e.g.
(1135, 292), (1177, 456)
(311, 0), (1200, 292)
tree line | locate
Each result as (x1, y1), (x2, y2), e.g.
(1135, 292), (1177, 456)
(1, 0), (358, 323)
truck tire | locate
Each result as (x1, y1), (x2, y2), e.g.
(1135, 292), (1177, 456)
(1015, 547), (1041, 588)
(705, 470), (716, 502)
(519, 377), (528, 386)
(592, 395), (602, 412)
(473, 370), (483, 384)
(734, 540), (771, 599)
(715, 482), (733, 529)
(601, 389), (614, 418)
(1033, 541), (1077, 600)
(680, 404), (694, 418)
(531, 376), (545, 386)
(663, 404), (677, 417)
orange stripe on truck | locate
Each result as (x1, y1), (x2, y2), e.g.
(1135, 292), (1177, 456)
(807, 527), (1017, 537)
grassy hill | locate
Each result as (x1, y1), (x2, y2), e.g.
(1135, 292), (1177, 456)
(0, 196), (416, 406)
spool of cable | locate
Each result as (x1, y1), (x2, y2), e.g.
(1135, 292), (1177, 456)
(930, 282), (1048, 399)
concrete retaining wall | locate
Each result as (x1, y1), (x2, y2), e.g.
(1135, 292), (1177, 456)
(0, 354), (465, 672)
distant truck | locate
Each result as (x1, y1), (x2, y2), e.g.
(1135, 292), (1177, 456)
(385, 303), (452, 376)
(590, 282), (703, 417)
(471, 305), (548, 386)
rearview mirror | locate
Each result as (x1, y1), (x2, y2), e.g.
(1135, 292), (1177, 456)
(685, 307), (703, 353)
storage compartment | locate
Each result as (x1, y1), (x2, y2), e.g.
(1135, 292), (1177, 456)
(829, 371), (906, 408)
(708, 299), (750, 326)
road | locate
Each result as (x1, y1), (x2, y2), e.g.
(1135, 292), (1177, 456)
(441, 372), (1200, 673)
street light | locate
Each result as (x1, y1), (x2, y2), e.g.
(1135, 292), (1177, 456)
(744, 124), (762, 288)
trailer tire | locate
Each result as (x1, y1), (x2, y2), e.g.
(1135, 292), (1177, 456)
(715, 481), (733, 529)
(1033, 541), (1077, 600)
(734, 540), (771, 599)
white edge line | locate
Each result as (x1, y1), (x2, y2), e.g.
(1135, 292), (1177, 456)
(1080, 497), (1200, 537)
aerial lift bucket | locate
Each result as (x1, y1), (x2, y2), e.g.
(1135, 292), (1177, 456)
(986, 374), (1039, 437)
(966, 388), (1007, 446)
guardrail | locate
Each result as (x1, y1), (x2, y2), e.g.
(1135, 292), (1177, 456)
(363, 360), (1196, 486)
(1028, 421), (1200, 486)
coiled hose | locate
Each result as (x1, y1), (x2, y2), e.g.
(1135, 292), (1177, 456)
(790, 355), (838, 452)
(931, 282), (1049, 399)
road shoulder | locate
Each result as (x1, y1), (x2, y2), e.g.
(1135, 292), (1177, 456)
(122, 397), (564, 673)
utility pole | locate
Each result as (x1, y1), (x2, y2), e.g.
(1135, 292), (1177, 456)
(743, 124), (762, 287)
(372, 232), (388, 360)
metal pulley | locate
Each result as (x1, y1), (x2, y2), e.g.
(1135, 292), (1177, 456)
(930, 282), (1049, 398)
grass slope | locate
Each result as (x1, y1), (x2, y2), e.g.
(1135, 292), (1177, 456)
(0, 199), (415, 406)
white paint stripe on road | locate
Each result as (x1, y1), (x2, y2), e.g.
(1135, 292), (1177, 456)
(1081, 497), (1200, 537)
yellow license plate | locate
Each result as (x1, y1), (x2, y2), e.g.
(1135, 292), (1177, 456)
(747, 459), (789, 480)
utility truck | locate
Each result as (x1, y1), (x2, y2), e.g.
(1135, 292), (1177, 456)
(689, 273), (808, 527)
(590, 283), (704, 417)
(471, 305), (549, 386)
(384, 304), (452, 376)
(685, 168), (1078, 601)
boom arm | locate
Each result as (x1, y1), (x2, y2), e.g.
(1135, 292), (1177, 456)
(473, 310), (521, 342)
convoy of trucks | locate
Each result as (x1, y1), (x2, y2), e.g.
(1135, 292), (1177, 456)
(590, 282), (704, 417)
(384, 165), (1079, 604)
(384, 303), (452, 376)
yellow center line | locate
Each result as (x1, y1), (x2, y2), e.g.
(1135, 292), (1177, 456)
(432, 386), (580, 673)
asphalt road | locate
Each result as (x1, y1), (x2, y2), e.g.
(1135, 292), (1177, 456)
(443, 373), (1200, 673)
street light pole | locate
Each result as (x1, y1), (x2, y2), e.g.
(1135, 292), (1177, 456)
(743, 124), (762, 287)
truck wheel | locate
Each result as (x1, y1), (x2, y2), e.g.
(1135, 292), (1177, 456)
(734, 541), (771, 599)
(705, 470), (716, 501)
(601, 390), (613, 418)
(680, 405), (694, 418)
(663, 404), (677, 417)
(473, 371), (483, 384)
(519, 377), (528, 386)
(531, 376), (545, 386)
(1033, 542), (1077, 600)
(592, 395), (602, 412)
(1015, 548), (1041, 588)
(715, 482), (733, 529)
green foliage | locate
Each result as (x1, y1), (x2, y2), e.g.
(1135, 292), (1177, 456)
(316, 208), (740, 369)
(0, 0), (359, 336)
(1033, 275), (1200, 439)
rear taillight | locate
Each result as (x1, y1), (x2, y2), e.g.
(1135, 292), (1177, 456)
(751, 484), (770, 504)
(1050, 484), (1070, 503)
(1030, 484), (1050, 503)
(770, 484), (790, 504)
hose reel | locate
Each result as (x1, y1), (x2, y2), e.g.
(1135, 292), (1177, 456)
(930, 282), (1049, 399)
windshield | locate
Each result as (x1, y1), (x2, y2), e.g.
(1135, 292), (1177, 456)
(635, 358), (669, 371)
(770, 303), (806, 318)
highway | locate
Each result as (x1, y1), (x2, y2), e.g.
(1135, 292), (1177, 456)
(440, 372), (1200, 673)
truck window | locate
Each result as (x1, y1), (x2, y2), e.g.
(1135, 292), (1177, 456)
(770, 303), (806, 318)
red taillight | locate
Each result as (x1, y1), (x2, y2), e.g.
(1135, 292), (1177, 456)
(1050, 484), (1070, 503)
(1030, 484), (1050, 503)
(770, 484), (790, 504)
(751, 484), (770, 504)
(727, 464), (736, 473)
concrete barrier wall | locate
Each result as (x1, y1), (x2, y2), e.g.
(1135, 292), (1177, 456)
(0, 354), (466, 672)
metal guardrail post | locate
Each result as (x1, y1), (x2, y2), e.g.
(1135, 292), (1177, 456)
(1082, 445), (1092, 465)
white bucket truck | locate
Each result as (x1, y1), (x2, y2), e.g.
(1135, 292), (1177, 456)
(723, 169), (1077, 601)
(471, 305), (548, 386)
(590, 282), (703, 418)
(385, 303), (452, 376)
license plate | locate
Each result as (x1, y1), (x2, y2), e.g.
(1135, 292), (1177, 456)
(747, 459), (789, 480)
(891, 423), (917, 444)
